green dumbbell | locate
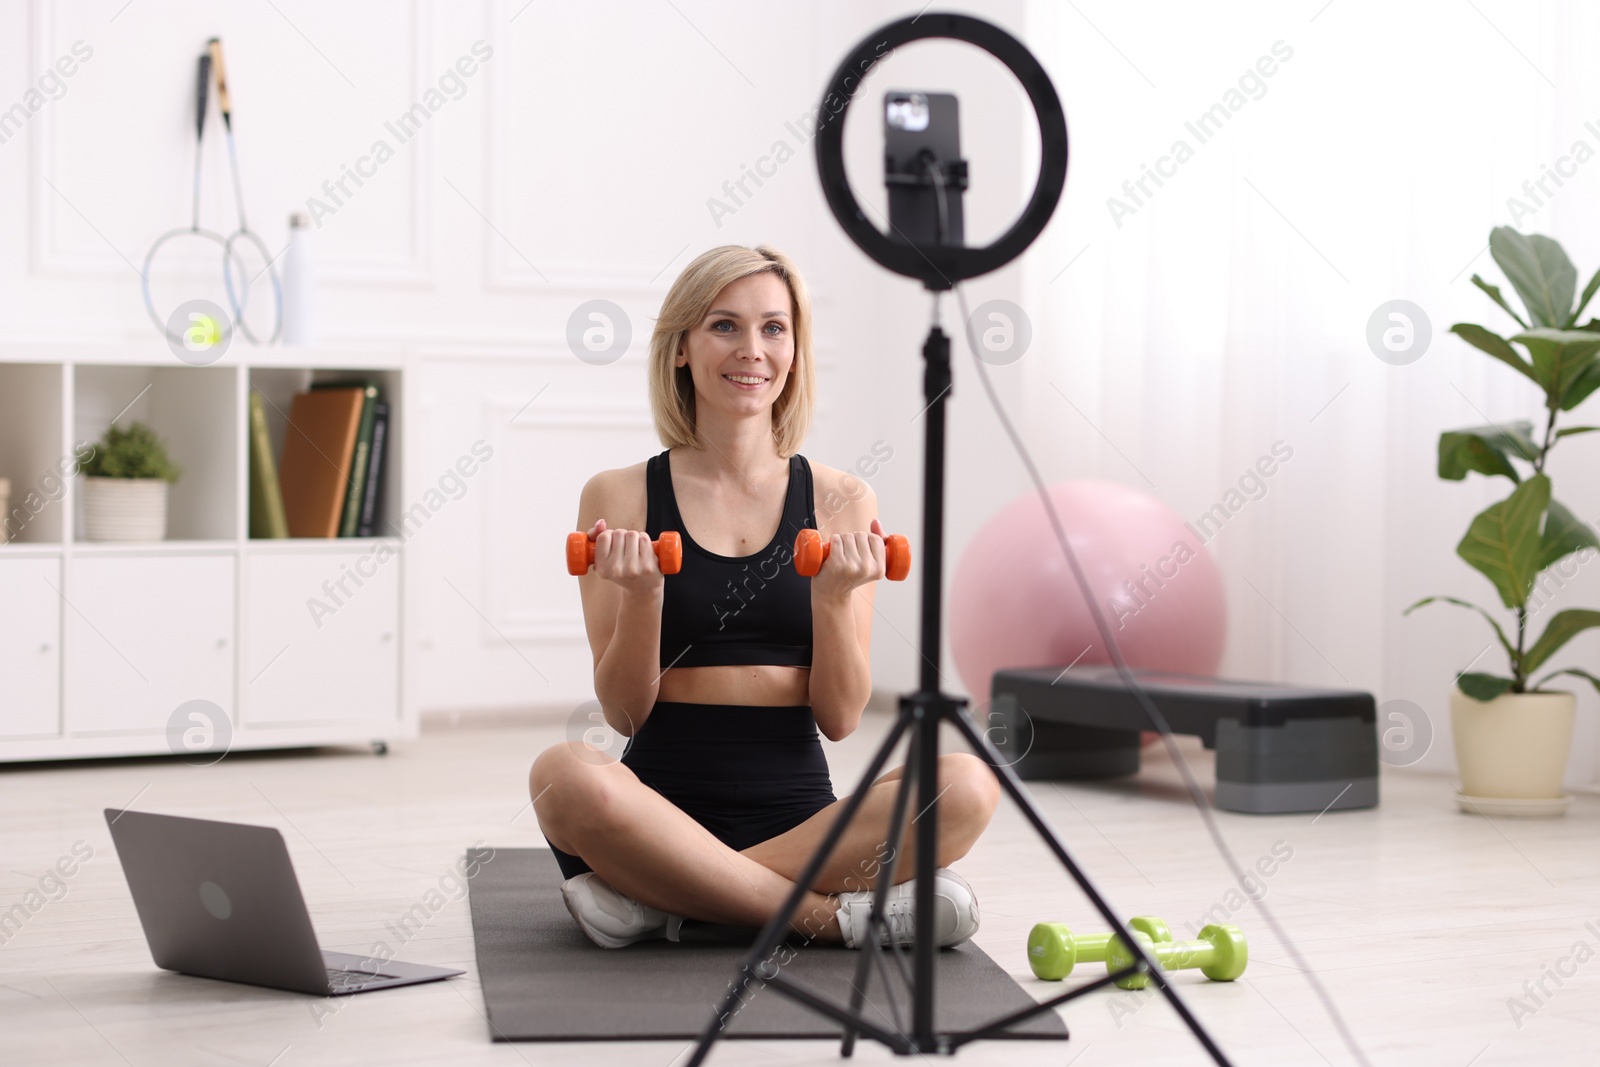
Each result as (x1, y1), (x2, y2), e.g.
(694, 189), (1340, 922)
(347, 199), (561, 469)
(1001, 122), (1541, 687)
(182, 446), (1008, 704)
(1027, 916), (1172, 981)
(1105, 923), (1248, 990)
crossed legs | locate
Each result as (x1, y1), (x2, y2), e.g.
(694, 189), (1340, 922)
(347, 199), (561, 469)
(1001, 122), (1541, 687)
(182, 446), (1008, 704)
(529, 741), (1001, 944)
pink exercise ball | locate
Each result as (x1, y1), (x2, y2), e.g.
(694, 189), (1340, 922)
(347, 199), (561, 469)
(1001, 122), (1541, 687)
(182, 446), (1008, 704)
(950, 479), (1226, 703)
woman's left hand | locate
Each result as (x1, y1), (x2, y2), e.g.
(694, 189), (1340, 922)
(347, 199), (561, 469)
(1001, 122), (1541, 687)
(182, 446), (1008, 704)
(810, 518), (886, 602)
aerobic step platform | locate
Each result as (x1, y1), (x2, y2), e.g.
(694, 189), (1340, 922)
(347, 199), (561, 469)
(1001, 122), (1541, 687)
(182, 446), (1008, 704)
(986, 666), (1377, 815)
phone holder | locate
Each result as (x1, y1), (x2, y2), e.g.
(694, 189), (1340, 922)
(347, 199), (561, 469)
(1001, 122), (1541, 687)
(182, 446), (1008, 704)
(884, 155), (970, 191)
(887, 150), (969, 247)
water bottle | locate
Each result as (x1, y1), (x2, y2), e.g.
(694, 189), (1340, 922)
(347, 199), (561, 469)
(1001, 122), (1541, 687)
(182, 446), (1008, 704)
(281, 212), (315, 346)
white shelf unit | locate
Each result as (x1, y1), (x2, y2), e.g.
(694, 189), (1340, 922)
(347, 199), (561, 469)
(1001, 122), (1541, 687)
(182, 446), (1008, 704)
(0, 345), (413, 762)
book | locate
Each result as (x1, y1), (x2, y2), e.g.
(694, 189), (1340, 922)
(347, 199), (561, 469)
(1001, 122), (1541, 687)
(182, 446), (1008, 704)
(356, 400), (389, 537)
(278, 386), (366, 538)
(340, 384), (379, 537)
(308, 379), (380, 537)
(247, 391), (289, 539)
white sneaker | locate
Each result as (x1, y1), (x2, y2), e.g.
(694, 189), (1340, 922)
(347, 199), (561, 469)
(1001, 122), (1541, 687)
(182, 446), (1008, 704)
(835, 868), (980, 950)
(560, 872), (685, 948)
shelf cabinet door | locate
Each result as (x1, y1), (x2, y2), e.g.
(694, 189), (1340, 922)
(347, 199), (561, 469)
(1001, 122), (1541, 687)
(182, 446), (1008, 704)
(0, 557), (63, 738)
(243, 549), (399, 727)
(64, 555), (235, 735)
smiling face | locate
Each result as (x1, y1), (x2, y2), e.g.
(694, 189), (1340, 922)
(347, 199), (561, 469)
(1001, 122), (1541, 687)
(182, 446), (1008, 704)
(675, 271), (795, 416)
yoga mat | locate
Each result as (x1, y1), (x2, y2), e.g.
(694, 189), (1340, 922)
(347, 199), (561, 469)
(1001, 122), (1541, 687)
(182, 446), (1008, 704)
(465, 847), (1069, 1042)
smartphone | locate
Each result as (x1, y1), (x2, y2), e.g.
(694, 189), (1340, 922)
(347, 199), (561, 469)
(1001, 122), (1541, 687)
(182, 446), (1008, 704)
(884, 91), (965, 248)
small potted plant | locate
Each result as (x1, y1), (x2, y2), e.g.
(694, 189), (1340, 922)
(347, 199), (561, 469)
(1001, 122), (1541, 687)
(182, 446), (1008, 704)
(80, 421), (183, 541)
(1407, 226), (1600, 814)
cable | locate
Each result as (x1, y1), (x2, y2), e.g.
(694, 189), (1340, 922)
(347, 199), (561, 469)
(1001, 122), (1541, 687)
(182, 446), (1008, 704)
(913, 148), (1370, 1065)
(948, 275), (1373, 1067)
(849, 148), (1375, 1066)
(924, 150), (950, 249)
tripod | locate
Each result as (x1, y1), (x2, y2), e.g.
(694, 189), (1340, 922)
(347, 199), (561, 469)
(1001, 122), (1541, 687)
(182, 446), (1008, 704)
(684, 316), (1234, 1065)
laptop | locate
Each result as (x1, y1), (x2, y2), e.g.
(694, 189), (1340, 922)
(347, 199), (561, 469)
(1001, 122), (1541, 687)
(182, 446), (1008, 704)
(104, 809), (464, 995)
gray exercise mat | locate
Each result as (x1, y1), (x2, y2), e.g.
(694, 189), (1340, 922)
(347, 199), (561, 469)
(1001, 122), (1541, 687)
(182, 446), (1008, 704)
(465, 847), (1068, 1042)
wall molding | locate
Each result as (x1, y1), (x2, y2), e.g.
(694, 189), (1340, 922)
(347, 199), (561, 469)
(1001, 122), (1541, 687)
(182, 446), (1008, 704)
(480, 0), (673, 295)
(480, 394), (653, 643)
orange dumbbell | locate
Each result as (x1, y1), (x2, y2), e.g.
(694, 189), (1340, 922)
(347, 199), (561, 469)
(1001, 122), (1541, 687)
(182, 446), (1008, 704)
(566, 530), (683, 576)
(792, 528), (911, 581)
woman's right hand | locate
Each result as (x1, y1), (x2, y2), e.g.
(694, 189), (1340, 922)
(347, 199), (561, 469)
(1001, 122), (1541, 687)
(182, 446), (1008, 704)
(584, 519), (665, 594)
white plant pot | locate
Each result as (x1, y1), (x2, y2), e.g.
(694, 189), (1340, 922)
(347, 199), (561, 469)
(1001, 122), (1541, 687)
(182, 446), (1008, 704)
(1450, 687), (1575, 803)
(82, 477), (169, 542)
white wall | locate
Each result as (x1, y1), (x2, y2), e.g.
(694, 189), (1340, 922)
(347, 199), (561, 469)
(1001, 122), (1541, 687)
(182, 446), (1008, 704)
(3, 0), (1594, 786)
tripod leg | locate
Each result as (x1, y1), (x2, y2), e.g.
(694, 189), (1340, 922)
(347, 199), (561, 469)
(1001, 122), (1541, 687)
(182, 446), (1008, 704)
(685, 710), (915, 1067)
(840, 724), (921, 1056)
(912, 702), (940, 1047)
(946, 705), (1235, 1067)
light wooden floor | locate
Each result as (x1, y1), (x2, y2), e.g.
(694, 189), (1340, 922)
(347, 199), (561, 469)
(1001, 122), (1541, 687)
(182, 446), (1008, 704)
(2, 708), (1596, 1066)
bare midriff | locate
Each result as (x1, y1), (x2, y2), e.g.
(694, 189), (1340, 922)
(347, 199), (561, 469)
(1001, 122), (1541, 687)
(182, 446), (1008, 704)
(656, 663), (810, 707)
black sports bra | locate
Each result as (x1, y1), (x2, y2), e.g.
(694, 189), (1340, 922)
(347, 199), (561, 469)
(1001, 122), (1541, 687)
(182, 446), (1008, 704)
(645, 449), (817, 669)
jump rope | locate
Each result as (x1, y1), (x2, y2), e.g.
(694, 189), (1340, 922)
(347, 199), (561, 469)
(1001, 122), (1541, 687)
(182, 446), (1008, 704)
(921, 156), (1371, 1066)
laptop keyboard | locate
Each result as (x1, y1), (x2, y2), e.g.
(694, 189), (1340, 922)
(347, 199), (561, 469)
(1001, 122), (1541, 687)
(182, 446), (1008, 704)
(327, 967), (395, 990)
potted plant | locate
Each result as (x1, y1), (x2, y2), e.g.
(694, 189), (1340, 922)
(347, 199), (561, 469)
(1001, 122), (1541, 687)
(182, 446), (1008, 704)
(1407, 226), (1600, 814)
(80, 421), (183, 541)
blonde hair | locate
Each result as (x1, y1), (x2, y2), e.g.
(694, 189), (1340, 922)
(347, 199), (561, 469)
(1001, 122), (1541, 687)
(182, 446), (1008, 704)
(649, 244), (816, 458)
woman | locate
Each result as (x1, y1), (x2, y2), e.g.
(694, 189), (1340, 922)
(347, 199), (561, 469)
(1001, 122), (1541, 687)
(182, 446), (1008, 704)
(529, 244), (1000, 950)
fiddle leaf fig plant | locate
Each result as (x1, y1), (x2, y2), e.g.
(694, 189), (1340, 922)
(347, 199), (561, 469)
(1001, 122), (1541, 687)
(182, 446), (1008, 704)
(1406, 227), (1600, 701)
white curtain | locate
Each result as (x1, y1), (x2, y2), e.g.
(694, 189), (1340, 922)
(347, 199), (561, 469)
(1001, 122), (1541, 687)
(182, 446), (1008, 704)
(1013, 0), (1600, 784)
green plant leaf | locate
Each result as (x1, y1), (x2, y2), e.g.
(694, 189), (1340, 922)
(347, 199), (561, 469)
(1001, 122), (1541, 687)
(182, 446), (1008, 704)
(1404, 595), (1516, 663)
(1554, 426), (1599, 438)
(1569, 265), (1600, 327)
(1471, 274), (1530, 329)
(1437, 422), (1536, 482)
(1458, 672), (1516, 701)
(1520, 609), (1600, 676)
(1510, 328), (1600, 400)
(1538, 499), (1600, 571)
(1450, 323), (1538, 384)
(1490, 226), (1577, 328)
(1562, 361), (1600, 411)
(80, 421), (183, 483)
(1456, 473), (1550, 609)
(1531, 667), (1600, 696)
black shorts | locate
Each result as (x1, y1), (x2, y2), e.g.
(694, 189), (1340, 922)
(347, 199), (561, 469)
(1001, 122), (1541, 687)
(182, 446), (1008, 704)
(549, 701), (837, 882)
